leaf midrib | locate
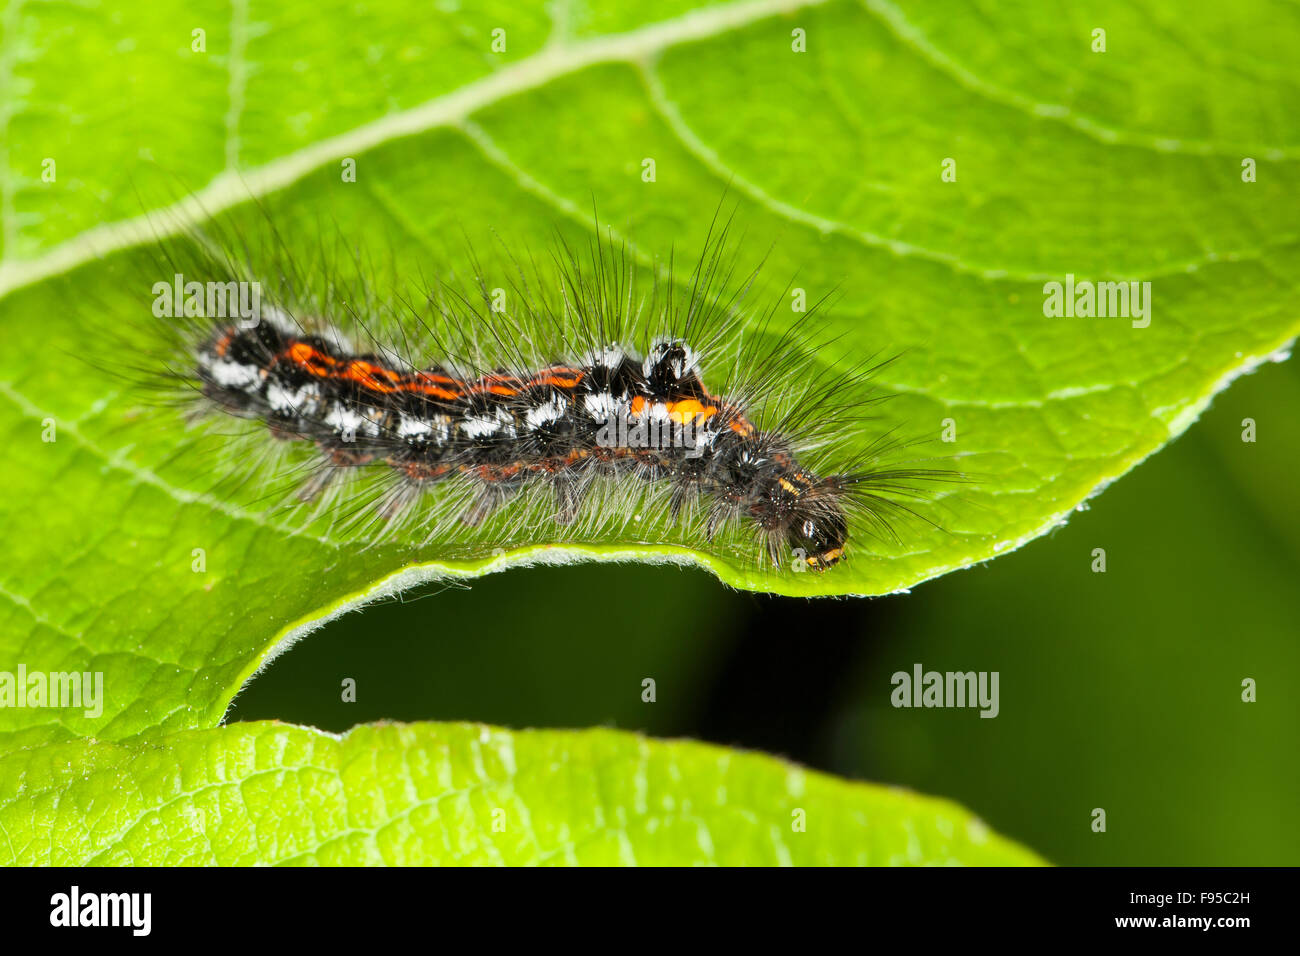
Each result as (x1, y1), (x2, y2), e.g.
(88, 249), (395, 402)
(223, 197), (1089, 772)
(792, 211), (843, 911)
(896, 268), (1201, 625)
(0, 0), (833, 296)
(7, 0), (1290, 300)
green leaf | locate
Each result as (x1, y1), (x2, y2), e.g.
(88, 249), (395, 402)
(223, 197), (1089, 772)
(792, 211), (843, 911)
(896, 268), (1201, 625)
(0, 0), (1293, 864)
(0, 721), (1042, 865)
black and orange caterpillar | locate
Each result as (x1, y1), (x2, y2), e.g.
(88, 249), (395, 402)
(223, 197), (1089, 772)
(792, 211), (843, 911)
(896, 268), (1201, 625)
(198, 315), (856, 569)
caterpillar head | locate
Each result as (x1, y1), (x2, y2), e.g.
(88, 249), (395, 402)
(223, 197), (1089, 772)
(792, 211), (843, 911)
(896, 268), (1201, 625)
(788, 506), (849, 570)
(751, 468), (849, 571)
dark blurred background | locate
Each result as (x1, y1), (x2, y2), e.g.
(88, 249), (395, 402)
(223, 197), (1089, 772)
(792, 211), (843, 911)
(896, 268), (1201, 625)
(229, 355), (1300, 865)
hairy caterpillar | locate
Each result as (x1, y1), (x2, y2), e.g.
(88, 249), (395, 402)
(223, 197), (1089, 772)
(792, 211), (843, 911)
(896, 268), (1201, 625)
(133, 206), (949, 572)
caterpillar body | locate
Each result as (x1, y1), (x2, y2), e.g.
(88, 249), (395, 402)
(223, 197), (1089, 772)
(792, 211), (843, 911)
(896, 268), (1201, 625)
(134, 209), (948, 574)
(200, 318), (852, 569)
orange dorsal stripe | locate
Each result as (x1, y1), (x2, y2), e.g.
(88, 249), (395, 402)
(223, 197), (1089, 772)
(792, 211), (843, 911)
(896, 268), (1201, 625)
(278, 343), (756, 433)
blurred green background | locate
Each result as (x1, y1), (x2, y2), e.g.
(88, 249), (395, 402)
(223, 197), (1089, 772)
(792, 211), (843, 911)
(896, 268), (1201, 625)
(230, 349), (1300, 866)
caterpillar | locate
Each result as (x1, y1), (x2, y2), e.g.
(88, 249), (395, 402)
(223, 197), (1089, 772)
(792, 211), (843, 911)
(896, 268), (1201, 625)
(135, 206), (949, 573)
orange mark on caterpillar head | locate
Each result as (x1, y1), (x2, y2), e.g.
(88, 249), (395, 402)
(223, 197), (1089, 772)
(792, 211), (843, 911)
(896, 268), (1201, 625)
(807, 547), (844, 570)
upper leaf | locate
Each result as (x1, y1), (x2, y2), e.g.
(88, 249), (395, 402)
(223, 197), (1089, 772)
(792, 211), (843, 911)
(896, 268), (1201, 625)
(0, 0), (1296, 746)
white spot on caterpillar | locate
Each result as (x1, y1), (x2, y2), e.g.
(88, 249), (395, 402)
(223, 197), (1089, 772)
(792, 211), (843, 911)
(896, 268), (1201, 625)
(581, 345), (625, 370)
(205, 358), (261, 390)
(525, 397), (567, 429)
(461, 408), (516, 440)
(644, 340), (700, 380)
(259, 303), (299, 334)
(324, 404), (378, 437)
(584, 391), (622, 419)
(690, 429), (717, 450)
(397, 415), (433, 440)
(461, 416), (498, 438)
(671, 345), (700, 379)
(266, 381), (318, 413)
